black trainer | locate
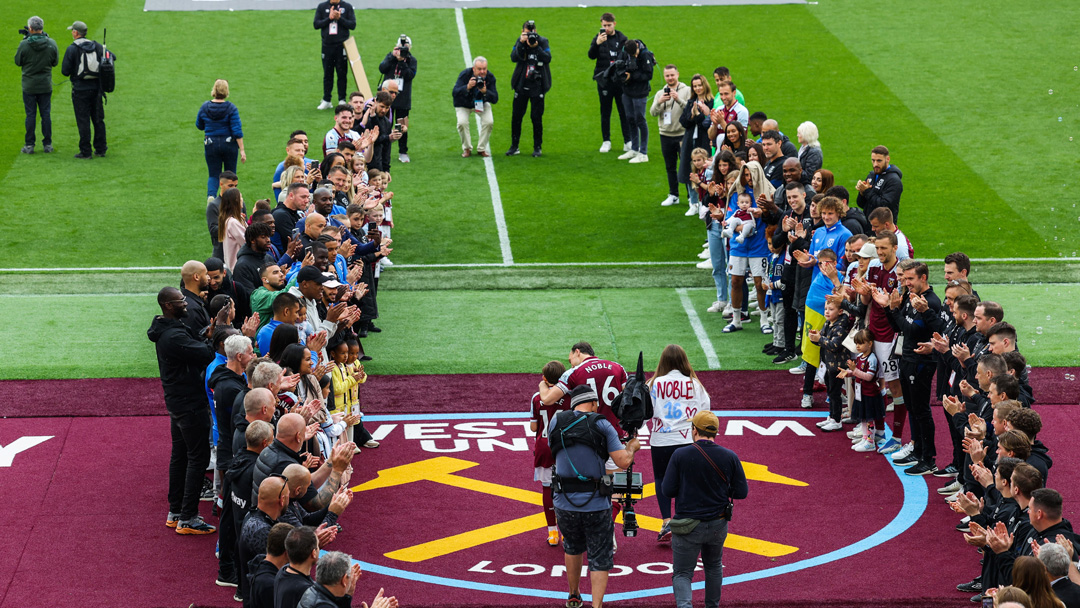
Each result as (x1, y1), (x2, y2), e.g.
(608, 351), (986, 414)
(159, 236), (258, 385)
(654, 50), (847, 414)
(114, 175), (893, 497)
(533, 146), (542, 157)
(74, 152), (92, 159)
(505, 146), (520, 156)
(956, 579), (982, 593)
(933, 465), (959, 478)
(772, 351), (796, 364)
(368, 325), (382, 333)
(200, 477), (215, 501)
(216, 570), (239, 588)
(904, 462), (938, 476)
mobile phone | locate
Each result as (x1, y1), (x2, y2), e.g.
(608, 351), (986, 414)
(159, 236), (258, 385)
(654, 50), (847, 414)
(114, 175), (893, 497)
(308, 161), (318, 171)
(367, 221), (378, 232)
(393, 123), (403, 133)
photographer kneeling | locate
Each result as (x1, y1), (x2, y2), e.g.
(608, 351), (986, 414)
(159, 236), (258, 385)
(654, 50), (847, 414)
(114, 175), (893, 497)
(549, 385), (639, 608)
(662, 411), (748, 608)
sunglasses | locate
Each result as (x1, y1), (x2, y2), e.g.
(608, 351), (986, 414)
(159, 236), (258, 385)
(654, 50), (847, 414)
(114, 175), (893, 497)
(270, 473), (289, 500)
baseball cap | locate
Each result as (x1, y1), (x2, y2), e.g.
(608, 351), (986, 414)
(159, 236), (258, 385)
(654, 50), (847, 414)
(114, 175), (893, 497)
(67, 21), (88, 34)
(297, 266), (329, 284)
(857, 242), (877, 258)
(692, 411), (720, 434)
(322, 273), (343, 288)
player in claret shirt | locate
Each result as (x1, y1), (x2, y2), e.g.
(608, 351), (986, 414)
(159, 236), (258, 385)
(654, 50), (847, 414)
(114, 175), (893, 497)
(538, 342), (628, 441)
(531, 360), (569, 547)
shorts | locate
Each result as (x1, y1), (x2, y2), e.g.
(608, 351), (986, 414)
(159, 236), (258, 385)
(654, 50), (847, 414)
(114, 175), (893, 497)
(534, 466), (552, 486)
(728, 256), (767, 278)
(554, 507), (615, 571)
(872, 340), (901, 382)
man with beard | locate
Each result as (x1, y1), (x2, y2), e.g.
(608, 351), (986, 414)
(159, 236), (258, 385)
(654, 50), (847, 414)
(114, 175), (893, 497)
(272, 183), (310, 253)
(148, 285), (230, 535)
(231, 222), (276, 294)
(205, 257), (251, 327)
(297, 188), (344, 235)
(250, 264), (286, 331)
(180, 260), (213, 338)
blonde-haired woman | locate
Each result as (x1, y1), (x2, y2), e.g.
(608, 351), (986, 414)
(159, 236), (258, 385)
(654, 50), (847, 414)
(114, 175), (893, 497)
(796, 121), (822, 181)
(645, 344), (711, 542)
(197, 79), (246, 202)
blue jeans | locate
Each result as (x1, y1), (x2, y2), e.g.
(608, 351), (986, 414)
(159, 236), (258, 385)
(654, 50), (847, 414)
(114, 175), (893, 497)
(622, 94), (648, 154)
(706, 222), (730, 303)
(23, 91), (52, 146)
(672, 518), (728, 608)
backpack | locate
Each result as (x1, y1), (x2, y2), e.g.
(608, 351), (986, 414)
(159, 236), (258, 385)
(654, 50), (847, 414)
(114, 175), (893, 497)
(76, 41), (101, 79)
(99, 46), (115, 93)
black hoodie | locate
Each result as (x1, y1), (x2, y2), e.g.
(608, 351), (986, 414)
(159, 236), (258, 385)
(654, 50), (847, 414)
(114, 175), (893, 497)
(247, 555), (281, 608)
(209, 365), (247, 468)
(233, 244), (274, 294)
(1028, 440), (1052, 483)
(997, 518), (1080, 584)
(856, 164), (903, 223)
(147, 316), (215, 415)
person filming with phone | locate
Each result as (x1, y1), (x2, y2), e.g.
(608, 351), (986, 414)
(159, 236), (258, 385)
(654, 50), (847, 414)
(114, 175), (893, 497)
(548, 385), (639, 608)
(662, 410), (748, 608)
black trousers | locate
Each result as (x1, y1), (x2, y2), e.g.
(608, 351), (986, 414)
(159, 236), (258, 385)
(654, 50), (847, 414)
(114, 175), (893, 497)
(510, 92), (544, 148)
(899, 360), (936, 464)
(782, 281), (799, 354)
(23, 91), (52, 147)
(72, 88), (106, 155)
(395, 107), (410, 154)
(168, 408), (212, 520)
(321, 43), (348, 103)
(218, 477), (236, 575)
(597, 83), (628, 143)
(660, 135), (681, 197)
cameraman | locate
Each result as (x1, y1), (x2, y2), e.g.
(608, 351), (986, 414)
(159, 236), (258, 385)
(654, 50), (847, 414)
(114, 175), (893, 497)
(378, 35), (416, 164)
(15, 16), (57, 155)
(662, 411), (748, 608)
(615, 39), (655, 164)
(452, 56), (498, 158)
(549, 385), (639, 608)
(587, 13), (628, 154)
(507, 20), (551, 158)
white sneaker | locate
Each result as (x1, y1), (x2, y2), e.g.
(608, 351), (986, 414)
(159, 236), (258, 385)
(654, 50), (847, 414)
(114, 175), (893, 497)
(847, 424), (865, 440)
(696, 259), (713, 269)
(938, 480), (962, 495)
(816, 417), (831, 427)
(702, 242), (709, 248)
(617, 150), (637, 160)
(852, 438), (876, 452)
(706, 300), (727, 313)
(800, 394), (813, 409)
(599, 141), (612, 153)
(945, 492), (961, 503)
(722, 303), (734, 317)
(890, 442), (915, 461)
(789, 362), (807, 375)
(660, 195), (679, 207)
(398, 153), (411, 163)
(623, 141), (632, 152)
(821, 419), (842, 431)
(317, 100), (333, 110)
(684, 203), (700, 217)
(628, 154), (649, 164)
(363, 440), (380, 449)
(697, 249), (710, 259)
(381, 258), (393, 267)
(337, 99), (347, 106)
(886, 403), (894, 412)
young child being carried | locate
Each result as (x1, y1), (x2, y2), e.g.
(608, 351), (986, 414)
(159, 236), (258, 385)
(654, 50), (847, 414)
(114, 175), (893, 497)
(837, 329), (887, 451)
(531, 360), (569, 547)
(721, 192), (757, 244)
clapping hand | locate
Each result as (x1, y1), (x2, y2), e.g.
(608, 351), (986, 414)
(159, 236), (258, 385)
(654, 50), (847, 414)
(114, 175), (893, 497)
(807, 329), (820, 344)
(914, 341), (933, 356)
(241, 313), (260, 337)
(315, 522), (338, 547)
(986, 522), (1013, 554)
(959, 378), (977, 398)
(952, 342), (971, 363)
(964, 521), (988, 547)
(910, 291), (928, 312)
(942, 394), (964, 416)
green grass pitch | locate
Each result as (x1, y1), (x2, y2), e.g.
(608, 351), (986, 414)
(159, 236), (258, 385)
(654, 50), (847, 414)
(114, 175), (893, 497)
(1, 0), (1077, 379)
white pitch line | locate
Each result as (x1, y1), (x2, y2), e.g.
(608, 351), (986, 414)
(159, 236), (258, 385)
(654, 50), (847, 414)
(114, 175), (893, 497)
(676, 288), (721, 371)
(455, 7), (513, 265)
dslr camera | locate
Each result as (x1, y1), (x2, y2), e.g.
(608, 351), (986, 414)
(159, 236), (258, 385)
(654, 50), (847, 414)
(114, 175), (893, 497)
(395, 34), (410, 59)
(18, 27), (31, 38)
(523, 20), (538, 46)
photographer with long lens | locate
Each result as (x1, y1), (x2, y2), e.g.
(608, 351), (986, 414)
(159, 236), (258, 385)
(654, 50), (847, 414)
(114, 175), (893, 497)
(378, 35), (416, 163)
(662, 411), (748, 608)
(506, 20), (551, 158)
(549, 385), (639, 608)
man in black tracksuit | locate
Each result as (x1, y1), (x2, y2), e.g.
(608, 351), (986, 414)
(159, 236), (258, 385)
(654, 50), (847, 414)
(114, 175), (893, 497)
(766, 188), (813, 363)
(856, 145), (904, 223)
(588, 14), (629, 151)
(148, 286), (220, 534)
(507, 21), (551, 157)
(881, 261), (943, 475)
(227, 421), (272, 604)
(60, 21), (112, 158)
(378, 38), (417, 162)
(313, 0), (355, 108)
